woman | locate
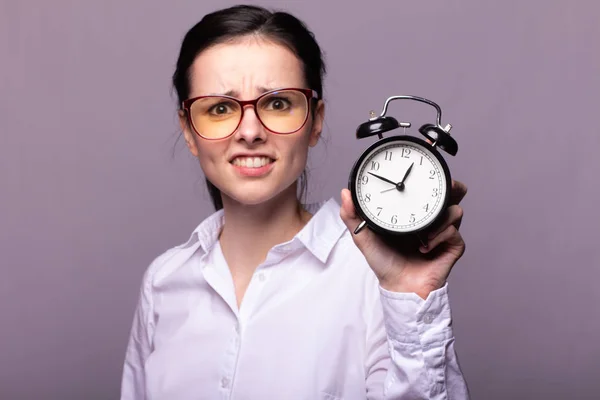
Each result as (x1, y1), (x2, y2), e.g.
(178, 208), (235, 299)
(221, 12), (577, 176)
(121, 4), (470, 399)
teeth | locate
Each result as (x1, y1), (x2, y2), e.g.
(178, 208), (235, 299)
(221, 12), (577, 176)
(232, 156), (272, 168)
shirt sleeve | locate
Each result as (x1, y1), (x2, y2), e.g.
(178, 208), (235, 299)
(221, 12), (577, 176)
(120, 275), (153, 400)
(365, 283), (470, 400)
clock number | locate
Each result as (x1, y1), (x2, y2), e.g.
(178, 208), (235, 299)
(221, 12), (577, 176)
(370, 161), (380, 171)
(429, 169), (436, 179)
(384, 151), (392, 161)
(423, 203), (430, 212)
(420, 156), (423, 166)
(376, 207), (383, 216)
(361, 175), (369, 185)
(365, 193), (371, 202)
(401, 148), (411, 159)
(432, 188), (439, 197)
(409, 213), (416, 223)
(391, 215), (398, 224)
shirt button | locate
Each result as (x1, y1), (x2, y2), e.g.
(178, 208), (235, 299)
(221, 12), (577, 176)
(423, 314), (434, 324)
(221, 377), (230, 388)
(258, 273), (266, 282)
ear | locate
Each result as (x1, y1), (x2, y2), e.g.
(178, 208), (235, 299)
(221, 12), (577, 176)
(308, 100), (325, 147)
(179, 110), (199, 157)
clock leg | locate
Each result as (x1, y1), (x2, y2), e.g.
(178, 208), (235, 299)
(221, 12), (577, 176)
(353, 220), (367, 234)
(415, 232), (428, 249)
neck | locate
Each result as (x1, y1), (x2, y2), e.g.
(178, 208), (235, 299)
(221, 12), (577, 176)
(218, 183), (312, 275)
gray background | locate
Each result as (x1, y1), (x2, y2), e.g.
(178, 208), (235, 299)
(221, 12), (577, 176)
(1, 0), (598, 399)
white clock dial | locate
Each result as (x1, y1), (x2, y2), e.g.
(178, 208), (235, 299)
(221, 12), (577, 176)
(354, 141), (448, 233)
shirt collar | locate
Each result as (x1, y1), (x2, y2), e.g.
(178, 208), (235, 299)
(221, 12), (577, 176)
(296, 198), (347, 264)
(177, 197), (347, 265)
(176, 209), (224, 253)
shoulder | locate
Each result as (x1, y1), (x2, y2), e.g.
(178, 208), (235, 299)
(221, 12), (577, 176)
(135, 244), (196, 303)
(139, 209), (223, 293)
(143, 246), (189, 284)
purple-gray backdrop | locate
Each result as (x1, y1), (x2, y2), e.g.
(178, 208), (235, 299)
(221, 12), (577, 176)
(1, 0), (599, 399)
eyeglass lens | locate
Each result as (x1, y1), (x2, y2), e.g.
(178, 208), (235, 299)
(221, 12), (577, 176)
(188, 89), (309, 139)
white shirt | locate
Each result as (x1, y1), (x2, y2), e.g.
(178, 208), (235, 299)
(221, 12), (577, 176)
(120, 198), (470, 400)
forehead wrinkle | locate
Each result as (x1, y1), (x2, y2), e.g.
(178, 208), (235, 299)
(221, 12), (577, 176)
(187, 41), (306, 98)
(203, 74), (293, 98)
(218, 85), (288, 98)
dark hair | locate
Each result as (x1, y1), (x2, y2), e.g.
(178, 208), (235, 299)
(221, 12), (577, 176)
(172, 4), (326, 210)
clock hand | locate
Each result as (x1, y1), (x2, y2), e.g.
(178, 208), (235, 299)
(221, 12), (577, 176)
(396, 162), (414, 191)
(379, 162), (415, 193)
(368, 172), (397, 186)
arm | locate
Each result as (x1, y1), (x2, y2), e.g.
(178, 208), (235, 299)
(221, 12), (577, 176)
(365, 284), (469, 399)
(339, 180), (470, 398)
(120, 277), (153, 400)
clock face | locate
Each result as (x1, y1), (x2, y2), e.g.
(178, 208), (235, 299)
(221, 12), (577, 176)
(352, 137), (449, 234)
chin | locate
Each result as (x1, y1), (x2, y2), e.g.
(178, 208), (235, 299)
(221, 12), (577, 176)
(220, 180), (298, 208)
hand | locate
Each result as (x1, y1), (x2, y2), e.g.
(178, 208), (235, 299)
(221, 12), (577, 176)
(340, 179), (468, 299)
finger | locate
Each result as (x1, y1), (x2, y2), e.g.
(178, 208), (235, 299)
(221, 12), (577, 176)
(420, 225), (464, 254)
(427, 205), (464, 240)
(339, 188), (358, 222)
(340, 188), (367, 239)
(449, 179), (468, 205)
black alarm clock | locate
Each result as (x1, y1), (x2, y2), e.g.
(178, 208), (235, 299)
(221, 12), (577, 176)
(348, 95), (458, 240)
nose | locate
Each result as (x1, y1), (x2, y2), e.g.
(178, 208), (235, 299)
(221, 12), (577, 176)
(234, 105), (267, 144)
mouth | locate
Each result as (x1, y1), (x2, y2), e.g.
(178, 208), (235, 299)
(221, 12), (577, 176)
(230, 156), (275, 168)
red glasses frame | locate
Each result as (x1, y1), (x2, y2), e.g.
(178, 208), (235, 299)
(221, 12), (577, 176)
(181, 88), (319, 140)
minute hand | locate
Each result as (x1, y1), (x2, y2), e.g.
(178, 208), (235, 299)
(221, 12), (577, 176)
(367, 172), (397, 186)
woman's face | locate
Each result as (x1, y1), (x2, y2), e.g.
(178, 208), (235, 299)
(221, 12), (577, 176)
(180, 37), (324, 207)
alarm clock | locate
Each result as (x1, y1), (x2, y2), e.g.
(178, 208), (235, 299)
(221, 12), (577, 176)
(348, 95), (458, 239)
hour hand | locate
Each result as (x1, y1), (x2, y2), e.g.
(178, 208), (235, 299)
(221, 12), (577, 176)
(397, 162), (414, 189)
(367, 172), (397, 186)
(380, 162), (414, 193)
(400, 162), (414, 183)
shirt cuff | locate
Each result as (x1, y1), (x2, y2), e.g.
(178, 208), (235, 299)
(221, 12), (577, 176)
(378, 283), (453, 346)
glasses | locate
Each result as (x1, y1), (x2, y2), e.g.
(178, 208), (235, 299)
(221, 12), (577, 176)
(181, 88), (318, 140)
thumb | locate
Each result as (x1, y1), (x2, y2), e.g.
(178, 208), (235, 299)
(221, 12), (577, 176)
(340, 188), (377, 248)
(339, 188), (360, 230)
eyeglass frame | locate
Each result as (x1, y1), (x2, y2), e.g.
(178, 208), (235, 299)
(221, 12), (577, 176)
(181, 87), (320, 140)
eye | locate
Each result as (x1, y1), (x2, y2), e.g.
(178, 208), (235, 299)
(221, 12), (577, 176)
(264, 97), (291, 111)
(208, 101), (236, 116)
